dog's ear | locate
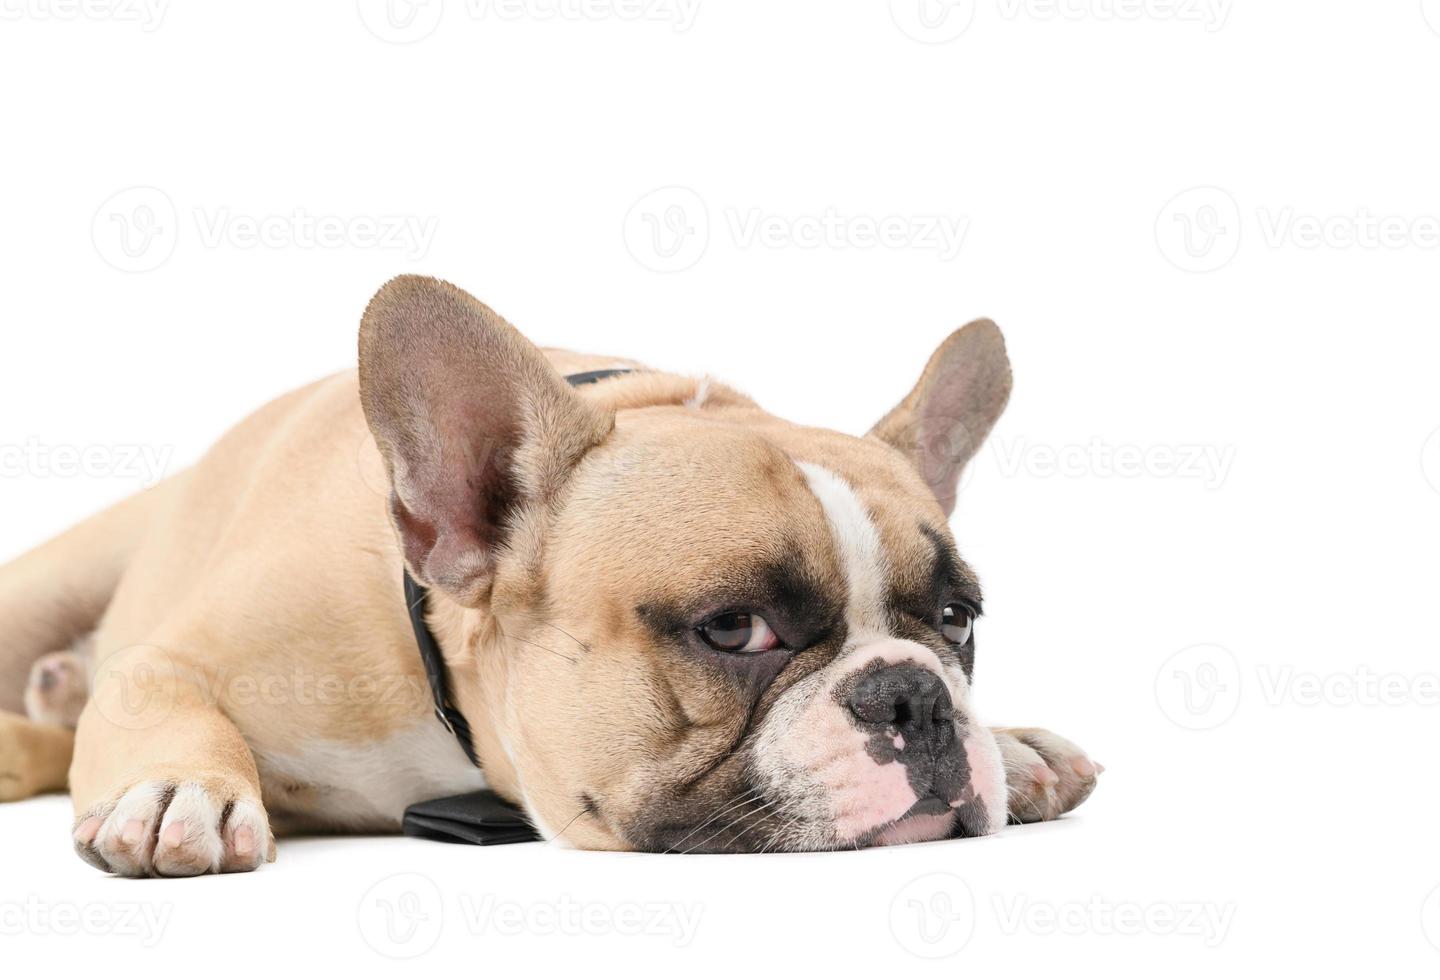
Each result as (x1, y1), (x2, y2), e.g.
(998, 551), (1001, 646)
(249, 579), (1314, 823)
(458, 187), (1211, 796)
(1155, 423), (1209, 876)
(359, 275), (614, 605)
(868, 319), (1012, 516)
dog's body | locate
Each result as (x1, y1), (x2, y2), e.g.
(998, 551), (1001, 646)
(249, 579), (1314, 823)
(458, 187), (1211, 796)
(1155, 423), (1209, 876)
(0, 277), (1098, 875)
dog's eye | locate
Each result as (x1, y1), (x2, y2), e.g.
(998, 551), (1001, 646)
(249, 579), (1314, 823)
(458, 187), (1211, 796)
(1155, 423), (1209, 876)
(698, 612), (781, 654)
(940, 604), (974, 646)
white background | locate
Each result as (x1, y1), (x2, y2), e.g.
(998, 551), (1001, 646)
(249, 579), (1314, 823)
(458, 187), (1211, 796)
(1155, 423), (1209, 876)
(4, 0), (1440, 975)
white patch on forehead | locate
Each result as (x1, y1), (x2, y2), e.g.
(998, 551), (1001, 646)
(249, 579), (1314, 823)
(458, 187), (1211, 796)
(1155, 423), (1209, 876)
(795, 461), (887, 638)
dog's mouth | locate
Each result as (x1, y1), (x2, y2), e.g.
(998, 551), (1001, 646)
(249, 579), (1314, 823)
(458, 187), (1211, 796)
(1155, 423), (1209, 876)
(629, 791), (989, 854)
(852, 793), (995, 849)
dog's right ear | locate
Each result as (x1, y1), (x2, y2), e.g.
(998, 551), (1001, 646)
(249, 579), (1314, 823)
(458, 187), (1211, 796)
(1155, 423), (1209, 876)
(867, 319), (1012, 517)
(359, 276), (614, 606)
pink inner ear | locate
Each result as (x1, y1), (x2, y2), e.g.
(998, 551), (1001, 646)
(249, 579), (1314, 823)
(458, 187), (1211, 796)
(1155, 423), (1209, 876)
(389, 397), (527, 602)
(910, 327), (1011, 514)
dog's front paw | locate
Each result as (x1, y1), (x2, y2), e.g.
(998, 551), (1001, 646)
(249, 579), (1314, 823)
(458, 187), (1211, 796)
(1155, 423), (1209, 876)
(73, 773), (274, 877)
(991, 727), (1102, 825)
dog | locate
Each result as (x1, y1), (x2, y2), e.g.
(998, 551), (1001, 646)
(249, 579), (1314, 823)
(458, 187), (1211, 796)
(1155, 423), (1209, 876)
(0, 275), (1099, 875)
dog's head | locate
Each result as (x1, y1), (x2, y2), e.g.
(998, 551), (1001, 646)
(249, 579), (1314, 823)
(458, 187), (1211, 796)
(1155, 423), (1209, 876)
(359, 276), (1012, 852)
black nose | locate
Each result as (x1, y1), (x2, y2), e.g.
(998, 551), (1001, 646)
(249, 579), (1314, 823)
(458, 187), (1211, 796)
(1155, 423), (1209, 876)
(847, 664), (952, 735)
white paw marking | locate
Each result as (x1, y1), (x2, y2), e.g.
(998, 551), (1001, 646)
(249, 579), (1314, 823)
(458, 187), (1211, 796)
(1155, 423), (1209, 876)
(75, 778), (272, 877)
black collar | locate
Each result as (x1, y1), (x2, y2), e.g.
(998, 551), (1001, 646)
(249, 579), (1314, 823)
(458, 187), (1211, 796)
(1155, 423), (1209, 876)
(403, 569), (481, 766)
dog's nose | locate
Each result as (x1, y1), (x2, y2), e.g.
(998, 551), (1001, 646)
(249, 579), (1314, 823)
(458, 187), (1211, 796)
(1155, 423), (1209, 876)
(847, 664), (952, 736)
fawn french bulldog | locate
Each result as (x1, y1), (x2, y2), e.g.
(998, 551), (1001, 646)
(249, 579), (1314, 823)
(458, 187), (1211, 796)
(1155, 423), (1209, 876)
(0, 276), (1098, 875)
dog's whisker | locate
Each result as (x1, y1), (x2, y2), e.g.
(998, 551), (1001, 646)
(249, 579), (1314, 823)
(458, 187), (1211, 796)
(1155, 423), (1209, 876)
(686, 798), (776, 855)
(723, 799), (782, 852)
(529, 619), (592, 655)
(544, 802), (592, 846)
(664, 790), (759, 854)
(760, 811), (806, 855)
(493, 619), (579, 666)
(508, 636), (579, 665)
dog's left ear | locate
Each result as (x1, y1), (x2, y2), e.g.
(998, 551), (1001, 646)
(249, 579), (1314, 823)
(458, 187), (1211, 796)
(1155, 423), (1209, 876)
(358, 275), (614, 606)
(868, 319), (1012, 516)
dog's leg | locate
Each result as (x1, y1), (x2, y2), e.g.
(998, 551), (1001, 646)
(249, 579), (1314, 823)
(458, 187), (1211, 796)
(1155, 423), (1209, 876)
(990, 726), (1102, 824)
(0, 710), (74, 801)
(68, 644), (274, 878)
(0, 486), (165, 715)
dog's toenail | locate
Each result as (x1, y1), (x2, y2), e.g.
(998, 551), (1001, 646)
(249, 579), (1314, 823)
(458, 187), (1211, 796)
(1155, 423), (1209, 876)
(232, 826), (255, 857)
(1071, 757), (1096, 778)
(75, 816), (102, 845)
(162, 821), (187, 848)
(121, 819), (145, 846)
